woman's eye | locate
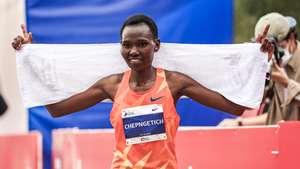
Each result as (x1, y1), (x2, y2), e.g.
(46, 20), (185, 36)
(138, 42), (148, 48)
(122, 43), (131, 49)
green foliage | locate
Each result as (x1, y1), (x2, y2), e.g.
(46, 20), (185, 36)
(234, 0), (300, 43)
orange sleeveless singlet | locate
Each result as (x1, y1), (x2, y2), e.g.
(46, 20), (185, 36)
(110, 68), (180, 169)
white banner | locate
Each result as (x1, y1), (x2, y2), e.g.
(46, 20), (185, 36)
(16, 43), (268, 109)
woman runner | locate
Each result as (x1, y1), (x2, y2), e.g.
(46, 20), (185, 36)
(12, 14), (273, 169)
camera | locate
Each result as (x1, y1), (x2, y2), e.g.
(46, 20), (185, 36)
(266, 36), (285, 65)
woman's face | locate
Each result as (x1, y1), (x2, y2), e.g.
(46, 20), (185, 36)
(120, 23), (160, 71)
(279, 39), (289, 49)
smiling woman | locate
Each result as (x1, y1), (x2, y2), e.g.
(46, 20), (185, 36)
(11, 14), (273, 169)
(121, 22), (159, 73)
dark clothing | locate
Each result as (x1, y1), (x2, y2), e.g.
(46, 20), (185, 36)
(0, 94), (7, 116)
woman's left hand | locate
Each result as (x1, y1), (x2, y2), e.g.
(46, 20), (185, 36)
(256, 24), (274, 61)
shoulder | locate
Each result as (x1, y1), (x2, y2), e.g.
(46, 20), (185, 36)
(92, 73), (124, 100)
(164, 69), (197, 93)
(95, 73), (124, 90)
(165, 69), (185, 79)
(100, 73), (123, 84)
(164, 69), (194, 84)
(163, 69), (200, 100)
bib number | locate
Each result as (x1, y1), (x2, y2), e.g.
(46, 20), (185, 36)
(122, 104), (167, 145)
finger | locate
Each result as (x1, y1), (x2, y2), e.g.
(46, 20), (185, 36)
(260, 40), (265, 51)
(14, 43), (20, 50)
(263, 39), (270, 52)
(268, 52), (273, 61)
(256, 34), (263, 43)
(18, 42), (23, 49)
(17, 36), (24, 43)
(28, 32), (33, 42)
(12, 42), (16, 49)
(14, 37), (21, 46)
(265, 41), (272, 52)
(262, 24), (270, 39)
(270, 44), (274, 52)
(269, 43), (274, 53)
(13, 38), (22, 49)
(267, 45), (274, 61)
(13, 43), (20, 50)
(17, 35), (23, 40)
(21, 24), (28, 37)
(260, 39), (268, 52)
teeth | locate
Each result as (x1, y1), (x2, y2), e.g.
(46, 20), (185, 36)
(129, 58), (141, 60)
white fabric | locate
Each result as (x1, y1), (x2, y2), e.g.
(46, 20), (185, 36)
(16, 43), (268, 109)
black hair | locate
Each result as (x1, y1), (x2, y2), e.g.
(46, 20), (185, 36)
(291, 29), (298, 40)
(120, 14), (158, 40)
(283, 27), (298, 41)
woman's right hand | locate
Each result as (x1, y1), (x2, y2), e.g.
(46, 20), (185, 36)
(12, 24), (33, 50)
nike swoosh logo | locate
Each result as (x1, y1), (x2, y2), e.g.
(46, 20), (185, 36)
(150, 96), (164, 102)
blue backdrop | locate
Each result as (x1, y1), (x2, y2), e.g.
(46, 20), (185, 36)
(26, 0), (235, 168)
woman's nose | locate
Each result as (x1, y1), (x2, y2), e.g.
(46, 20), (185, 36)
(129, 46), (139, 55)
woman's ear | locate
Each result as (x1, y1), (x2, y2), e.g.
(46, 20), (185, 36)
(154, 39), (160, 52)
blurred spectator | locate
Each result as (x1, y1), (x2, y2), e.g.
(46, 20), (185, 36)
(0, 94), (7, 116)
(219, 12), (300, 127)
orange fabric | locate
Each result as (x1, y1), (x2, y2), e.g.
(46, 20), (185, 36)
(110, 68), (180, 169)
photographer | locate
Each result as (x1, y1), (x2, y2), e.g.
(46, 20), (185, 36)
(219, 12), (300, 126)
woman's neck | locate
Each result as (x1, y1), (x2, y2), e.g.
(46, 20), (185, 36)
(130, 66), (156, 87)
